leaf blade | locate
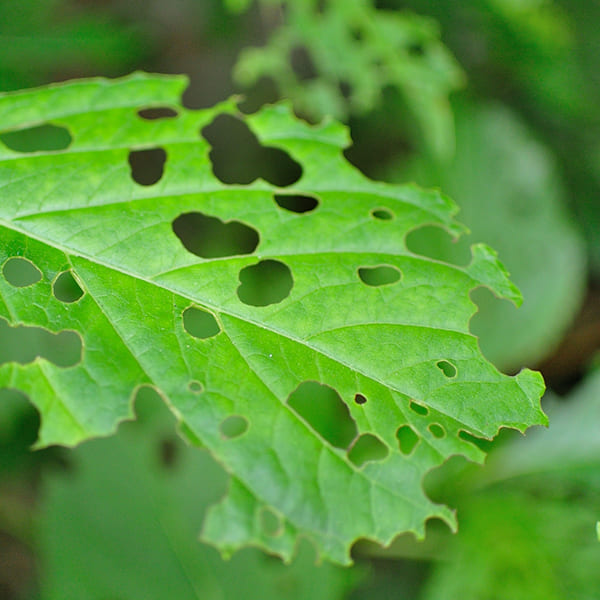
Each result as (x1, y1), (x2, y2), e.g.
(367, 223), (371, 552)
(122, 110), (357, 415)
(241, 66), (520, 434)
(0, 73), (546, 563)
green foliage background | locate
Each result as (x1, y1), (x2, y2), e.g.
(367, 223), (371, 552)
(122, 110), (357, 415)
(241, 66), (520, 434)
(0, 0), (599, 598)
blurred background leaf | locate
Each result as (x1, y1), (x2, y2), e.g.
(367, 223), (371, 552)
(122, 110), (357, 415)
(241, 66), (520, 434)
(232, 0), (464, 158)
(421, 367), (600, 600)
(1, 0), (600, 598)
(0, 0), (148, 91)
(395, 99), (586, 372)
(37, 389), (362, 600)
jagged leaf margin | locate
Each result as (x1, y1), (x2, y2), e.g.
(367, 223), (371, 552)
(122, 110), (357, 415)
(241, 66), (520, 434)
(0, 73), (545, 564)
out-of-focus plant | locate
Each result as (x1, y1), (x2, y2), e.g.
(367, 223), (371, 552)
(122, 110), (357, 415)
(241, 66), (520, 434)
(391, 0), (600, 271)
(228, 0), (464, 158)
(0, 0), (148, 92)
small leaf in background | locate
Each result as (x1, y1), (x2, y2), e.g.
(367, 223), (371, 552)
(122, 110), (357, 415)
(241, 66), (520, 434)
(232, 0), (464, 157)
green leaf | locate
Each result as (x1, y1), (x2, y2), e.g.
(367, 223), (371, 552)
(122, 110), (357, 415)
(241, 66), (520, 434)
(0, 73), (545, 564)
(39, 389), (360, 599)
(0, 0), (147, 92)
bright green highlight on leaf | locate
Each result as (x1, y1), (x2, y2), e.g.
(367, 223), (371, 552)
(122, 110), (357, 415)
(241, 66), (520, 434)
(0, 73), (545, 564)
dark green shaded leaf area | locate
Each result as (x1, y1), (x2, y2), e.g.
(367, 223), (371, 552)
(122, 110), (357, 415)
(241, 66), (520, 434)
(39, 389), (360, 600)
(0, 73), (546, 563)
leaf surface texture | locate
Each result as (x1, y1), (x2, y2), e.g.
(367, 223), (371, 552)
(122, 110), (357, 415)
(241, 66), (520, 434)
(0, 73), (546, 563)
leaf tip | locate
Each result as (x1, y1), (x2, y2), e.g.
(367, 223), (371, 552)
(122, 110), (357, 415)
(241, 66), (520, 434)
(515, 368), (548, 426)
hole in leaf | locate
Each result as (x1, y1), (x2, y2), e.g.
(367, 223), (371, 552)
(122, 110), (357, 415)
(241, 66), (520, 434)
(52, 271), (83, 303)
(3, 257), (42, 287)
(0, 317), (82, 368)
(287, 381), (357, 449)
(188, 380), (203, 394)
(259, 507), (283, 537)
(358, 265), (401, 286)
(159, 437), (179, 469)
(172, 212), (259, 259)
(237, 260), (293, 307)
(437, 360), (457, 378)
(137, 107), (178, 120)
(290, 45), (319, 81)
(409, 401), (429, 416)
(202, 114), (302, 186)
(405, 225), (470, 265)
(220, 415), (248, 439)
(396, 425), (420, 455)
(183, 307), (220, 339)
(428, 423), (445, 439)
(348, 434), (389, 467)
(371, 208), (394, 220)
(354, 393), (367, 405)
(128, 147), (166, 186)
(0, 123), (71, 152)
(423, 455), (471, 504)
(274, 194), (318, 213)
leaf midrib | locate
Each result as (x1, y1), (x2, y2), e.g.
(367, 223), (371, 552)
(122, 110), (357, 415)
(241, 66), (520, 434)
(0, 216), (484, 433)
